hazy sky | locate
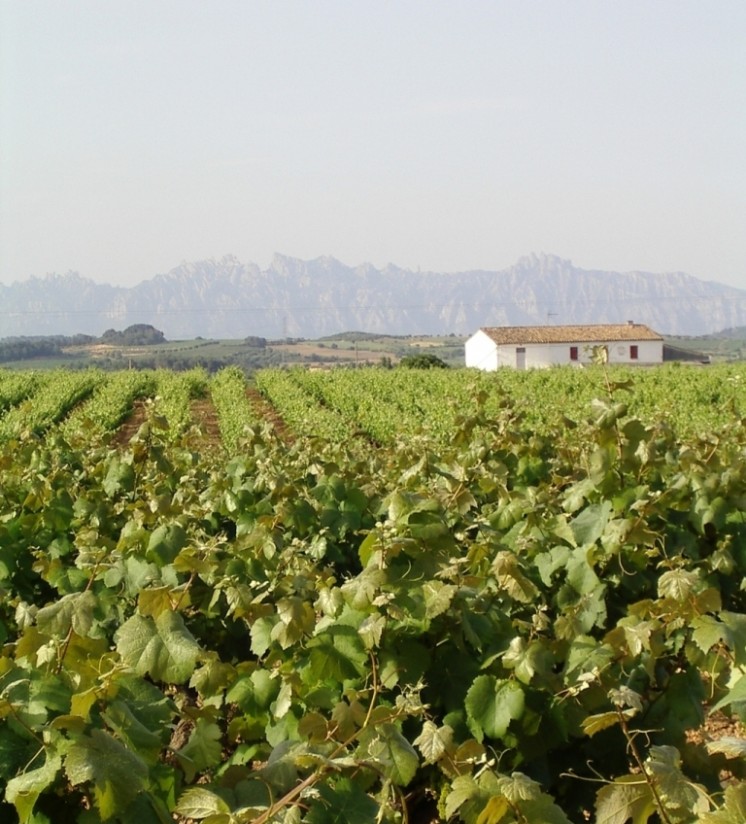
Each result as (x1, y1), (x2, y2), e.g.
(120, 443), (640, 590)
(1, 1), (745, 289)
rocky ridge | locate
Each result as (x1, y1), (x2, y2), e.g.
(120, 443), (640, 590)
(1, 253), (744, 338)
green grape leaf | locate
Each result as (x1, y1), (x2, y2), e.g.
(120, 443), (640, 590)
(711, 674), (746, 714)
(646, 745), (709, 815)
(413, 720), (453, 764)
(595, 775), (655, 824)
(465, 676), (525, 742)
(357, 722), (419, 786)
(497, 771), (542, 802)
(422, 581), (457, 619)
(115, 610), (201, 683)
(582, 710), (632, 737)
(657, 569), (700, 601)
(492, 551), (539, 603)
(305, 626), (367, 684)
(35, 590), (97, 638)
(720, 612), (746, 667)
(502, 637), (554, 685)
(305, 776), (379, 824)
(571, 501), (612, 546)
(102, 699), (164, 757)
(103, 454), (136, 496)
(697, 782), (746, 823)
(357, 613), (386, 649)
(65, 729), (148, 820)
(176, 718), (223, 782)
(5, 753), (62, 824)
(444, 775), (480, 820)
(174, 787), (231, 819)
(565, 546), (603, 596)
(515, 795), (573, 824)
(250, 616), (276, 658)
(146, 523), (188, 566)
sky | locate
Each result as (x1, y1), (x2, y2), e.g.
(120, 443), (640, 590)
(1, 1), (745, 289)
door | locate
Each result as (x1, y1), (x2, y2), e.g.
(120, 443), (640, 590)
(515, 347), (526, 369)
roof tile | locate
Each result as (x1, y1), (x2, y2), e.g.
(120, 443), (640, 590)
(479, 323), (662, 345)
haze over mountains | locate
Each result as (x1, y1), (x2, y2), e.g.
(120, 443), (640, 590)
(1, 253), (744, 340)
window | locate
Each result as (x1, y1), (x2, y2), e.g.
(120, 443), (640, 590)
(630, 345), (639, 360)
(570, 346), (578, 361)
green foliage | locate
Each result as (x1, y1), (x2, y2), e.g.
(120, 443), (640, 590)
(0, 370), (41, 411)
(100, 324), (166, 346)
(210, 366), (262, 450)
(255, 368), (352, 441)
(154, 367), (210, 440)
(60, 370), (157, 441)
(398, 352), (449, 369)
(1, 364), (746, 821)
(0, 369), (103, 439)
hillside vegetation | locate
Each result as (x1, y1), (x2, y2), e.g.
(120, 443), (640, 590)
(0, 326), (744, 372)
(0, 333), (467, 371)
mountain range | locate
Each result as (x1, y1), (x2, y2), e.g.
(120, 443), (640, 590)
(1, 253), (744, 339)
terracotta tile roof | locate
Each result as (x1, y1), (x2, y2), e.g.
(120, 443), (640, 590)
(480, 323), (662, 345)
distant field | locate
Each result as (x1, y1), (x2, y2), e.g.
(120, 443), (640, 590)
(2, 328), (745, 373)
(665, 334), (746, 362)
(0, 334), (469, 370)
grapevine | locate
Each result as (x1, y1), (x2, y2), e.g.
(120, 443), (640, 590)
(0, 364), (745, 823)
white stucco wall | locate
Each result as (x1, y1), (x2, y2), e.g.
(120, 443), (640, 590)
(588, 340), (663, 365)
(465, 330), (499, 370)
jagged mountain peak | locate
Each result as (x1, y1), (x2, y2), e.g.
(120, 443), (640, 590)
(513, 252), (573, 273)
(29, 270), (98, 286)
(155, 256), (259, 283)
(268, 253), (346, 276)
(1, 254), (744, 339)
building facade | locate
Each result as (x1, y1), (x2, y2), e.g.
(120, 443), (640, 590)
(465, 323), (664, 370)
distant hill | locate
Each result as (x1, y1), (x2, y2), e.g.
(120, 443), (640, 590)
(713, 326), (746, 339)
(1, 253), (744, 339)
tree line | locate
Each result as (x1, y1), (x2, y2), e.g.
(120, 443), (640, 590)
(0, 325), (165, 363)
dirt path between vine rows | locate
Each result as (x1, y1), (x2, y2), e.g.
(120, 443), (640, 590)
(111, 398), (222, 448)
(246, 387), (293, 442)
(111, 400), (149, 447)
(111, 388), (291, 450)
(190, 398), (222, 445)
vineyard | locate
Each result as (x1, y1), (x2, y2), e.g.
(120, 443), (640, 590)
(1, 363), (746, 823)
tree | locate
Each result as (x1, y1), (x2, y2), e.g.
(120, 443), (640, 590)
(398, 353), (449, 369)
(100, 325), (166, 345)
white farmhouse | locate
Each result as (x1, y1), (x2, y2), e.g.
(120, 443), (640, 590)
(465, 322), (663, 370)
